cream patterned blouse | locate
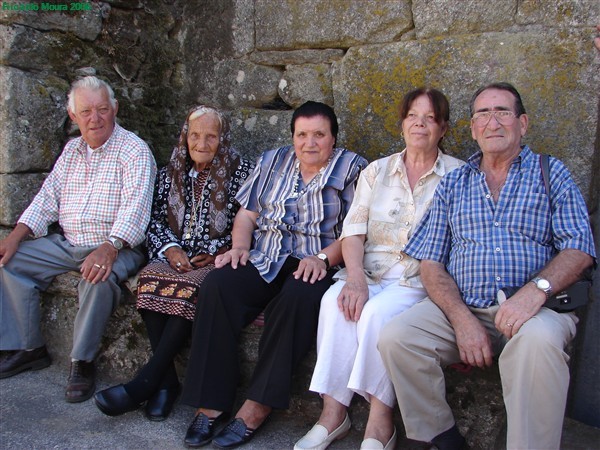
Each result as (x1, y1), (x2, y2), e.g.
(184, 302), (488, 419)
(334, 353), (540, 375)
(335, 149), (464, 286)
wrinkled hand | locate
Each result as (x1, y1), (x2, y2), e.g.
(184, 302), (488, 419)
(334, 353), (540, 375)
(165, 246), (193, 273)
(0, 236), (20, 267)
(293, 255), (327, 284)
(215, 248), (250, 269)
(454, 313), (494, 368)
(495, 285), (544, 339)
(193, 246), (229, 268)
(81, 243), (118, 284)
(337, 278), (369, 321)
(190, 253), (216, 268)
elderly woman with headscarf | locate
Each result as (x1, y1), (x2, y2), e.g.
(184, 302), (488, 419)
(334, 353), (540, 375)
(93, 106), (253, 421)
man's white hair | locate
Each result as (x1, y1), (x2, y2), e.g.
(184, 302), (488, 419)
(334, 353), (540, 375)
(67, 76), (117, 113)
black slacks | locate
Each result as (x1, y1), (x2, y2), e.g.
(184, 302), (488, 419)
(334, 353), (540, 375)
(181, 256), (335, 411)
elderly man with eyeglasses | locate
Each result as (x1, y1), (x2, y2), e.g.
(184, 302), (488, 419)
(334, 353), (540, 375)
(378, 82), (595, 450)
(0, 76), (156, 403)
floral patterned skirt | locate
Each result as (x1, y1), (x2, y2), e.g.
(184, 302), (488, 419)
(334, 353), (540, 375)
(136, 261), (214, 322)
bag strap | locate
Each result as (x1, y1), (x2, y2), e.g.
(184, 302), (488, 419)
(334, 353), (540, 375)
(540, 153), (552, 221)
(540, 153), (550, 206)
(539, 153), (554, 246)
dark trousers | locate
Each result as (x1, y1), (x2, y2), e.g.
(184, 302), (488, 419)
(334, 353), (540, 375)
(124, 310), (191, 402)
(181, 257), (335, 412)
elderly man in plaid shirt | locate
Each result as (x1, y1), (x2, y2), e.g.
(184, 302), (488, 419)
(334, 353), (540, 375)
(379, 82), (595, 450)
(0, 76), (156, 403)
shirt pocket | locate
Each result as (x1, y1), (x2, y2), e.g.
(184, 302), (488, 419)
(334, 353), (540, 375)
(505, 192), (552, 245)
(84, 182), (120, 223)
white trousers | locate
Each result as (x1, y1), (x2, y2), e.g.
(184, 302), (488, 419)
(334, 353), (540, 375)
(309, 276), (426, 407)
(379, 298), (578, 449)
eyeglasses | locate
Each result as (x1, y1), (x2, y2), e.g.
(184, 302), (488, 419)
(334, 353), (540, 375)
(471, 110), (518, 126)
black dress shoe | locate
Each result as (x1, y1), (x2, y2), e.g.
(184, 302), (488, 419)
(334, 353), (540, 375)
(0, 347), (51, 379)
(65, 360), (96, 403)
(145, 384), (181, 421)
(184, 412), (230, 448)
(212, 418), (262, 448)
(431, 424), (467, 450)
(94, 384), (142, 416)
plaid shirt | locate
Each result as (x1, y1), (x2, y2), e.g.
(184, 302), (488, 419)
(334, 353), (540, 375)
(19, 124), (157, 247)
(404, 145), (595, 308)
(236, 146), (367, 282)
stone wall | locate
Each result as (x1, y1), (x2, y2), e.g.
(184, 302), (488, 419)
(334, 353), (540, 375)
(1, 0), (599, 429)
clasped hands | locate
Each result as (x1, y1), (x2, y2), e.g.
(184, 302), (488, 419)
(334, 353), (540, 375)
(165, 246), (225, 273)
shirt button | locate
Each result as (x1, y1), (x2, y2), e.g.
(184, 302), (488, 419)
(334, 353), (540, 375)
(495, 247), (500, 252)
(419, 181), (423, 186)
(405, 221), (410, 226)
(486, 194), (491, 199)
(496, 276), (501, 281)
(494, 222), (499, 227)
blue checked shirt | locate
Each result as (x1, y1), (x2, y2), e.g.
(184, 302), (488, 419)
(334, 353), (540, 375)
(236, 145), (367, 282)
(404, 146), (595, 308)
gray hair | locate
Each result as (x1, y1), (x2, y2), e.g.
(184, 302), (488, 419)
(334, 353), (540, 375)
(67, 76), (117, 113)
(188, 106), (225, 133)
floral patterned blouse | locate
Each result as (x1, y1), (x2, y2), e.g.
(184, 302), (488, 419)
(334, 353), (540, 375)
(335, 150), (464, 286)
(146, 159), (253, 261)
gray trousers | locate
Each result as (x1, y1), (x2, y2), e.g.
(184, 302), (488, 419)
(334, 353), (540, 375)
(379, 297), (577, 450)
(0, 234), (145, 361)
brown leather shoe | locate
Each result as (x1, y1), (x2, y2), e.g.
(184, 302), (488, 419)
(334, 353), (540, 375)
(65, 360), (96, 403)
(0, 347), (51, 379)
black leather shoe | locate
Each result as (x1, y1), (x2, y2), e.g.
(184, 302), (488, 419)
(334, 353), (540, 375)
(94, 384), (142, 415)
(65, 360), (96, 403)
(0, 347), (51, 379)
(145, 384), (181, 421)
(431, 424), (467, 450)
(184, 412), (230, 448)
(212, 418), (261, 448)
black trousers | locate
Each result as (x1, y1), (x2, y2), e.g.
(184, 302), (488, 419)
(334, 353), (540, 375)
(181, 257), (335, 411)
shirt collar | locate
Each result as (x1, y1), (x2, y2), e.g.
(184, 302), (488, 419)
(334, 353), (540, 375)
(467, 145), (533, 172)
(388, 148), (447, 178)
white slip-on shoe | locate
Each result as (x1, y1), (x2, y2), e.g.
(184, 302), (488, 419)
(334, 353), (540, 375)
(360, 427), (397, 450)
(294, 413), (351, 450)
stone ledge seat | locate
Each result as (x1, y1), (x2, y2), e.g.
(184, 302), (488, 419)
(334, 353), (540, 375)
(40, 272), (509, 448)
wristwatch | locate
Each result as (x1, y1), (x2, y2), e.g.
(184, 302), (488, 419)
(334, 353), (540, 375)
(530, 277), (553, 299)
(316, 252), (330, 270)
(106, 236), (124, 251)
